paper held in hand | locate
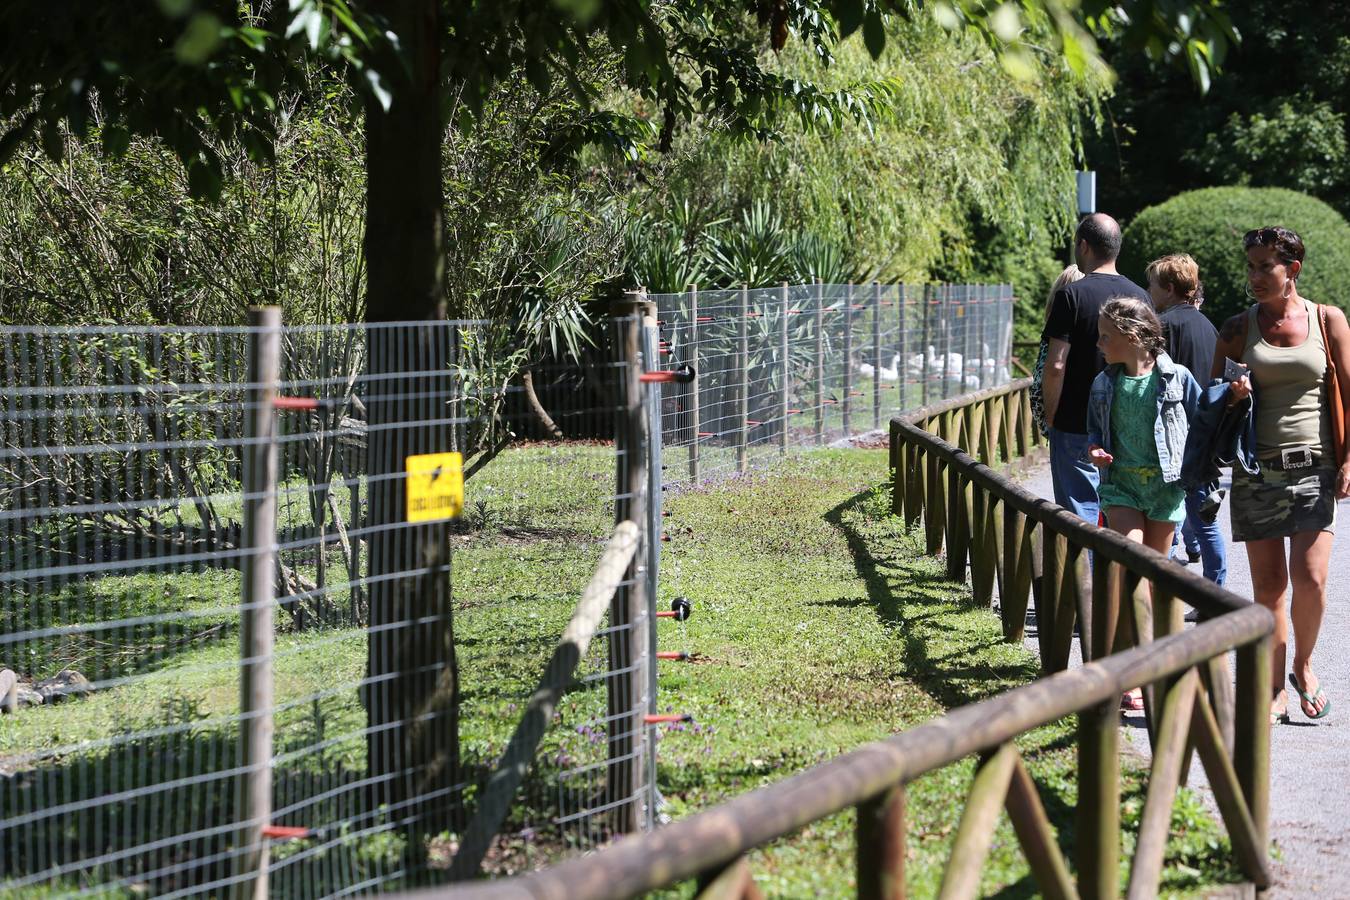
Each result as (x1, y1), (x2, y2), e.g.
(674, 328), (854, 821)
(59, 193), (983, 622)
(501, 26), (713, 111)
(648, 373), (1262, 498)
(1223, 357), (1250, 384)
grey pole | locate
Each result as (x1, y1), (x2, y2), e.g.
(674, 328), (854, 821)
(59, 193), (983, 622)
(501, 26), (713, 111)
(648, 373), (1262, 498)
(236, 306), (280, 900)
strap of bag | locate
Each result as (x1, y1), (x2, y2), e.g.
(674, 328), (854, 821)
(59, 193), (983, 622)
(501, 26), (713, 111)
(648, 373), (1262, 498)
(1318, 304), (1345, 462)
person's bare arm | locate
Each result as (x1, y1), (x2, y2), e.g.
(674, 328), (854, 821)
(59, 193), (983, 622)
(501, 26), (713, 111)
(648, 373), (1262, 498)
(1041, 338), (1070, 430)
(1213, 313), (1252, 405)
(1323, 305), (1350, 497)
(1212, 313), (1247, 380)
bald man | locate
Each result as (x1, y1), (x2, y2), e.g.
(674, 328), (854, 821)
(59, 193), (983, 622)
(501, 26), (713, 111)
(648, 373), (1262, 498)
(1040, 213), (1152, 525)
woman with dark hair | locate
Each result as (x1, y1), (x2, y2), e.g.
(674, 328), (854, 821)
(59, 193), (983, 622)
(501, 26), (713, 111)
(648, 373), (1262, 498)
(1213, 225), (1350, 722)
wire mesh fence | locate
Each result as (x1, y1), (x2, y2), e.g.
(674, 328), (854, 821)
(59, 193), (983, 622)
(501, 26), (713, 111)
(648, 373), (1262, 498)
(0, 316), (654, 897)
(0, 284), (1007, 896)
(649, 282), (1014, 489)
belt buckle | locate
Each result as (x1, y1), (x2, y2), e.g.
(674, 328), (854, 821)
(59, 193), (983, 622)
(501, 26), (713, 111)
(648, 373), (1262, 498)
(1280, 447), (1313, 469)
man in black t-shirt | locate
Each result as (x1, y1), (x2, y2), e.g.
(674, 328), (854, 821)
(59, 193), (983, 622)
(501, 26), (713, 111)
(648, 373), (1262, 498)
(1040, 213), (1152, 525)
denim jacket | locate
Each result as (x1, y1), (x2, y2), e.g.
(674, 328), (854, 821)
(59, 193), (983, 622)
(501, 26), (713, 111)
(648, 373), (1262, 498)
(1086, 352), (1201, 484)
(1180, 379), (1259, 490)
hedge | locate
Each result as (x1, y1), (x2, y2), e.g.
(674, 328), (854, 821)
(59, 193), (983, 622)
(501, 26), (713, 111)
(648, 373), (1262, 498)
(1119, 186), (1350, 326)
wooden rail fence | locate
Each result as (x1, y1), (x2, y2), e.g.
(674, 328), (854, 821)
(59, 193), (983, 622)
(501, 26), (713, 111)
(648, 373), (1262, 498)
(399, 379), (1273, 900)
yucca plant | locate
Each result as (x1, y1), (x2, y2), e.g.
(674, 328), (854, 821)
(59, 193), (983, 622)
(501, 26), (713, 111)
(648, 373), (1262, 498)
(706, 200), (794, 288)
(791, 233), (857, 285)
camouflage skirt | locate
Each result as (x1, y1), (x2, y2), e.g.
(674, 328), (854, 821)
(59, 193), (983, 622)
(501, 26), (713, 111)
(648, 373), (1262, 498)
(1230, 463), (1336, 542)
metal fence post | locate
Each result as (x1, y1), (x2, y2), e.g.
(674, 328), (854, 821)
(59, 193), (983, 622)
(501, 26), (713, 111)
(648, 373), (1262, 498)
(843, 282), (853, 435)
(688, 285), (700, 483)
(780, 282), (790, 454)
(872, 281), (882, 430)
(610, 298), (648, 835)
(236, 306), (280, 900)
(737, 286), (749, 473)
(814, 280), (825, 445)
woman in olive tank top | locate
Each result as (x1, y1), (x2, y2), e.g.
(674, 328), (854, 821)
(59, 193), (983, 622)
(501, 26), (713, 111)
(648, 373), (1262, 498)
(1214, 226), (1350, 723)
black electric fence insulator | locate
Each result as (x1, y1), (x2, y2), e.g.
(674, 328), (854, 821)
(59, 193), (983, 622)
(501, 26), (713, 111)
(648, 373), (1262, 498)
(671, 596), (692, 621)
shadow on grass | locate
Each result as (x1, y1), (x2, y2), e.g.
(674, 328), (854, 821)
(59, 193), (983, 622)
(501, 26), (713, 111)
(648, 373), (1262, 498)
(824, 486), (1077, 899)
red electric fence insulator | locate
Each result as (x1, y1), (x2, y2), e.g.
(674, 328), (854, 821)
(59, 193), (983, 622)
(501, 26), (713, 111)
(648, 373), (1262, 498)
(654, 597), (693, 620)
(746, 419), (764, 426)
(697, 316), (715, 323)
(787, 408), (803, 415)
(644, 713), (692, 725)
(273, 396), (321, 411)
(262, 825), (312, 840)
(639, 364), (696, 384)
(696, 431), (715, 437)
(656, 651), (689, 661)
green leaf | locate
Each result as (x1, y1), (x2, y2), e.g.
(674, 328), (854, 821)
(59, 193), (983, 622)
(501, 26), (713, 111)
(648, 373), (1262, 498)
(837, 0), (865, 39)
(174, 12), (223, 65)
(862, 10), (886, 59)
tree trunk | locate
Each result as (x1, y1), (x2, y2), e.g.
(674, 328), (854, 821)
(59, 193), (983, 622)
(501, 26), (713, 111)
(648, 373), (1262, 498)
(363, 0), (459, 869)
(521, 368), (565, 439)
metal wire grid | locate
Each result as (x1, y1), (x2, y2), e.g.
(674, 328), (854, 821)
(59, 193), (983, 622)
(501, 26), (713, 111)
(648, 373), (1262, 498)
(649, 282), (1014, 489)
(0, 319), (652, 897)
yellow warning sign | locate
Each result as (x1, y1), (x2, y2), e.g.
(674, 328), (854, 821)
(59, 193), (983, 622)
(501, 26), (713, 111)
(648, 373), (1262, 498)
(405, 452), (464, 523)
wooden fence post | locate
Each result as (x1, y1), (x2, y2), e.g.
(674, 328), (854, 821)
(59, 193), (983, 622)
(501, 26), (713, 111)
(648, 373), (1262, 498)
(1234, 635), (1272, 858)
(1077, 698), (1120, 900)
(236, 306), (280, 900)
(610, 300), (648, 834)
(857, 784), (907, 900)
(688, 284), (700, 483)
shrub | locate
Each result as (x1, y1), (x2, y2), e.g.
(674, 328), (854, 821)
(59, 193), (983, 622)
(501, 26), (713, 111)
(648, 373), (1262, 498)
(1120, 186), (1350, 326)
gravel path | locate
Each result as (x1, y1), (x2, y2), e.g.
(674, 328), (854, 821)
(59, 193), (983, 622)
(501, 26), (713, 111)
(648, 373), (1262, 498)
(1013, 462), (1349, 896)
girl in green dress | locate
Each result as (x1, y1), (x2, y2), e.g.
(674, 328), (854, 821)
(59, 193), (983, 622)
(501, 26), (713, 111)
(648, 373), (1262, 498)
(1086, 297), (1203, 708)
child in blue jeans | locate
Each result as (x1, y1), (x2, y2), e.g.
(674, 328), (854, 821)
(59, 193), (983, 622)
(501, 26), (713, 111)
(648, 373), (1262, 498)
(1087, 297), (1202, 708)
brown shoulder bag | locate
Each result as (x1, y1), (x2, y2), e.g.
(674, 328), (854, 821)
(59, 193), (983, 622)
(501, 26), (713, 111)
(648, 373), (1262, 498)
(1318, 303), (1346, 464)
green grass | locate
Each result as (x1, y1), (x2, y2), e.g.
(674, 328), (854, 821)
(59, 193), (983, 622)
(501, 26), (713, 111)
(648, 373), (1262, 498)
(1, 445), (1240, 897)
(636, 450), (1241, 897)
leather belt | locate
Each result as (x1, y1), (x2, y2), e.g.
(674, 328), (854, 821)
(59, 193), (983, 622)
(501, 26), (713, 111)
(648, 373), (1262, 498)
(1259, 446), (1320, 470)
